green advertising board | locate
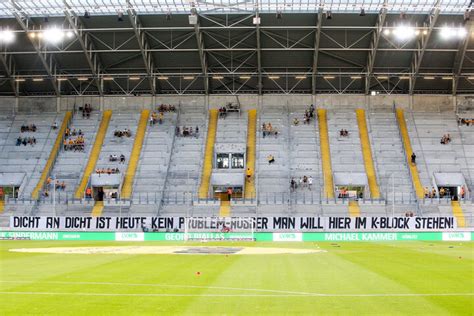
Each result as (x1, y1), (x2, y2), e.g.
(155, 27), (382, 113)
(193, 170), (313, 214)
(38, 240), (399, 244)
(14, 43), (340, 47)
(0, 231), (472, 241)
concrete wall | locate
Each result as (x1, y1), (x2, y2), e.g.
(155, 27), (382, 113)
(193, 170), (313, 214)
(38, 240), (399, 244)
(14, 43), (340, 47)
(17, 97), (56, 113)
(413, 95), (454, 112)
(59, 96), (101, 112)
(0, 97), (16, 114)
(3, 94), (474, 114)
(456, 95), (474, 113)
(368, 94), (411, 111)
(262, 94), (312, 107)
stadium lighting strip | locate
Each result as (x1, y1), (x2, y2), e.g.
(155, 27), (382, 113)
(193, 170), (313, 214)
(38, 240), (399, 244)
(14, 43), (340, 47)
(383, 25), (468, 40)
(11, 74), (472, 83)
(0, 29), (15, 43)
(27, 27), (75, 44)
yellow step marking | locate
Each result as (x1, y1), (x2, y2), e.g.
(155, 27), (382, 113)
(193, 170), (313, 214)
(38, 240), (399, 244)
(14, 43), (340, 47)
(121, 110), (149, 199)
(317, 109), (335, 199)
(91, 201), (104, 217)
(198, 109), (218, 199)
(219, 198), (231, 217)
(396, 109), (424, 199)
(75, 110), (112, 199)
(244, 109), (257, 199)
(0, 199), (4, 213)
(356, 109), (380, 199)
(348, 200), (361, 217)
(451, 201), (465, 228)
(31, 112), (72, 200)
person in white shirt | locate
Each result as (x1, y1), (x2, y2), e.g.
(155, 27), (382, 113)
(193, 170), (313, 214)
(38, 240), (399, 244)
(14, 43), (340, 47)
(308, 176), (313, 190)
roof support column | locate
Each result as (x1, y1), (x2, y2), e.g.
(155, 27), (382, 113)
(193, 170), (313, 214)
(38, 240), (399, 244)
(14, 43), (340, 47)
(126, 0), (158, 95)
(11, 0), (60, 96)
(63, 0), (104, 95)
(193, 14), (209, 94)
(312, 7), (323, 95)
(0, 52), (18, 96)
(255, 7), (262, 95)
(365, 0), (387, 95)
(453, 20), (473, 95)
(409, 0), (441, 95)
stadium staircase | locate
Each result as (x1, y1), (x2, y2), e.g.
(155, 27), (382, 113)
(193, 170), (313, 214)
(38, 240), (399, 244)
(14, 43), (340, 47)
(74, 110), (112, 199)
(396, 109), (425, 200)
(369, 111), (414, 203)
(121, 110), (149, 200)
(94, 111), (140, 216)
(451, 201), (465, 227)
(244, 109), (257, 199)
(317, 109), (335, 199)
(31, 111), (72, 200)
(274, 104), (323, 214)
(348, 200), (361, 217)
(162, 104), (206, 209)
(257, 106), (290, 204)
(198, 109), (218, 199)
(356, 109), (380, 199)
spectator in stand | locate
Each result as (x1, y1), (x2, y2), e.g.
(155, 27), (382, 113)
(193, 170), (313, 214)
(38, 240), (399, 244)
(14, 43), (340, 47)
(267, 154), (275, 164)
(120, 154), (126, 164)
(290, 178), (297, 191)
(411, 152), (416, 165)
(51, 121), (58, 130)
(246, 167), (252, 181)
(440, 134), (451, 145)
(308, 176), (313, 190)
(85, 187), (92, 199)
(158, 112), (164, 124)
(150, 112), (157, 125)
(293, 117), (300, 126)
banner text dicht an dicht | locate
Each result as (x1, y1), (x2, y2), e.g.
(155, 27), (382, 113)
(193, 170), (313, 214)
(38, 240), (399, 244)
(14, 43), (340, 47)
(9, 216), (458, 232)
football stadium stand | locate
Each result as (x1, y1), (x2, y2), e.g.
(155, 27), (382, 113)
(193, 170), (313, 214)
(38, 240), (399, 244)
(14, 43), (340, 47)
(0, 103), (472, 225)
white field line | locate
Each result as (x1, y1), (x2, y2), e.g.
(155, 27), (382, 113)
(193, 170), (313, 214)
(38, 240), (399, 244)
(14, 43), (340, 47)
(0, 291), (473, 298)
(0, 281), (472, 297)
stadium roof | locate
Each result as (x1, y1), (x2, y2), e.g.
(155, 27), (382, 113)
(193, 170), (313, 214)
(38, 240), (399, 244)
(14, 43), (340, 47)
(0, 0), (470, 16)
(0, 0), (472, 96)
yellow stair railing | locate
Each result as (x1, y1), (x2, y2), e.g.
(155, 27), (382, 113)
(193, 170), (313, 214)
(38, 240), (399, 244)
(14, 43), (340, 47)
(31, 111), (72, 200)
(317, 109), (335, 199)
(396, 109), (424, 199)
(91, 201), (104, 217)
(348, 200), (361, 217)
(74, 110), (112, 199)
(244, 109), (257, 199)
(121, 110), (149, 199)
(356, 109), (380, 199)
(219, 196), (231, 217)
(198, 109), (218, 199)
(451, 201), (465, 228)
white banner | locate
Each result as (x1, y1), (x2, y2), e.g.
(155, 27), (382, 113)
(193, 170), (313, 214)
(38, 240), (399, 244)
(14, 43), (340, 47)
(9, 216), (457, 232)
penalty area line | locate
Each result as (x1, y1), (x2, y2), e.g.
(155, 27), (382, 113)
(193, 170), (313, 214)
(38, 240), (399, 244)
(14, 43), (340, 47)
(0, 291), (473, 298)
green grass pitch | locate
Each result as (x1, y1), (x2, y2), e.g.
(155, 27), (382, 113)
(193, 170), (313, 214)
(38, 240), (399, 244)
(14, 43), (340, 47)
(0, 241), (473, 315)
